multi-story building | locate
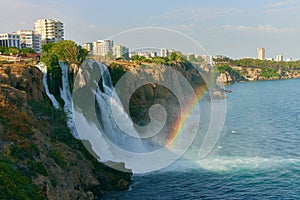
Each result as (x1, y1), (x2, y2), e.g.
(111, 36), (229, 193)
(160, 48), (169, 57)
(96, 40), (113, 56)
(130, 51), (158, 58)
(113, 44), (129, 59)
(14, 30), (42, 53)
(34, 19), (64, 44)
(275, 54), (283, 62)
(257, 48), (265, 60)
(202, 55), (213, 65)
(0, 33), (20, 48)
(83, 42), (93, 53)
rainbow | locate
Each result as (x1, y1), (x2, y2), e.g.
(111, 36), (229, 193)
(165, 84), (209, 148)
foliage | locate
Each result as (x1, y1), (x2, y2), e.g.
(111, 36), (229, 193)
(109, 62), (127, 86)
(0, 47), (35, 55)
(188, 54), (197, 62)
(130, 51), (189, 66)
(230, 58), (300, 70)
(41, 43), (55, 53)
(28, 161), (48, 176)
(46, 66), (63, 105)
(218, 64), (241, 79)
(260, 67), (280, 78)
(213, 56), (232, 63)
(42, 40), (88, 65)
(28, 101), (80, 149)
(0, 159), (43, 200)
(11, 144), (40, 160)
(40, 53), (59, 70)
(48, 150), (67, 167)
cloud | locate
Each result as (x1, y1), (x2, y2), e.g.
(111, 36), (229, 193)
(222, 24), (294, 33)
(160, 7), (241, 21)
(88, 24), (96, 29)
(265, 0), (299, 8)
(264, 0), (300, 13)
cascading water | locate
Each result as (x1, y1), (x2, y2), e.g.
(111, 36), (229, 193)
(72, 61), (153, 171)
(35, 63), (60, 109)
(73, 60), (212, 173)
(59, 62), (78, 138)
(94, 63), (146, 152)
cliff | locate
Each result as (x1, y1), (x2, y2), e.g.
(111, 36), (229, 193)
(217, 65), (300, 85)
(0, 64), (131, 199)
(108, 60), (220, 142)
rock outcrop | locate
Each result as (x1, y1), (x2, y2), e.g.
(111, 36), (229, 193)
(0, 64), (46, 101)
(217, 65), (300, 85)
(0, 64), (132, 199)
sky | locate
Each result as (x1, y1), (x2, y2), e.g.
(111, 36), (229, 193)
(1, 0), (300, 60)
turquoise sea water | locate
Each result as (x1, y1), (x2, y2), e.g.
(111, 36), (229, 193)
(105, 79), (300, 199)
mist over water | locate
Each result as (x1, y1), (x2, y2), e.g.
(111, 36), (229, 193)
(104, 79), (300, 199)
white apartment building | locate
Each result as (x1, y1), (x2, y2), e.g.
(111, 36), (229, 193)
(0, 33), (20, 48)
(160, 48), (169, 57)
(130, 51), (158, 58)
(257, 48), (265, 60)
(113, 44), (129, 59)
(96, 40), (113, 56)
(202, 55), (213, 65)
(275, 54), (283, 62)
(34, 19), (64, 44)
(14, 30), (42, 53)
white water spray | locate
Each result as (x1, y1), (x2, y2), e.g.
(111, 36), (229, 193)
(35, 63), (60, 109)
(59, 62), (79, 138)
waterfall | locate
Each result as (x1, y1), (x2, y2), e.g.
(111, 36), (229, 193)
(59, 62), (78, 138)
(94, 63), (145, 152)
(35, 63), (60, 109)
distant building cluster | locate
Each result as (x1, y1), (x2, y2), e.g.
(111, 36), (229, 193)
(84, 40), (129, 59)
(258, 47), (292, 62)
(0, 18), (64, 53)
(130, 51), (158, 58)
(129, 48), (175, 58)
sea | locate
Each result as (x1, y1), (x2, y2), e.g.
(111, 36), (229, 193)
(104, 78), (300, 199)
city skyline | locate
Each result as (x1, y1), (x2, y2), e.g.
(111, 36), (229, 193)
(1, 0), (300, 59)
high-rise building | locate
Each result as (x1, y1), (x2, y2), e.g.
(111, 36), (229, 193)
(96, 40), (113, 56)
(113, 44), (129, 59)
(34, 19), (64, 45)
(14, 30), (42, 53)
(201, 55), (213, 65)
(0, 33), (20, 48)
(257, 48), (265, 60)
(275, 54), (283, 62)
(160, 48), (169, 57)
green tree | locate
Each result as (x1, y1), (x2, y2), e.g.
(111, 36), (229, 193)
(196, 55), (204, 63)
(188, 54), (196, 62)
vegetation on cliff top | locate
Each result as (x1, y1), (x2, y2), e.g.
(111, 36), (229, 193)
(214, 56), (300, 70)
(40, 40), (88, 102)
(215, 57), (300, 82)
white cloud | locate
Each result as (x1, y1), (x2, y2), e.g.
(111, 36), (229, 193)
(265, 0), (299, 8)
(264, 0), (300, 13)
(222, 24), (294, 33)
(161, 7), (241, 21)
(88, 24), (96, 29)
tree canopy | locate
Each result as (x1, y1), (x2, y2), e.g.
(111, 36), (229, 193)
(41, 40), (88, 66)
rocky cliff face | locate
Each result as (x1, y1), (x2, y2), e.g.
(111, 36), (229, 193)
(0, 64), (131, 200)
(108, 61), (214, 144)
(0, 64), (46, 101)
(217, 66), (300, 85)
